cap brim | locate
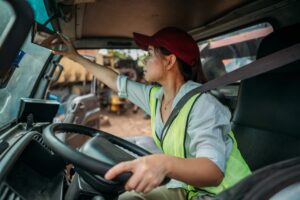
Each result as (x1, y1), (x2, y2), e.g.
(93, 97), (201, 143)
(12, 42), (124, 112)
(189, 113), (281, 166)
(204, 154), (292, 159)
(133, 32), (158, 50)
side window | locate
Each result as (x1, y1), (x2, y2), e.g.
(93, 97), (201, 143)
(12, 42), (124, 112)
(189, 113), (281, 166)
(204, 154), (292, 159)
(198, 23), (273, 81)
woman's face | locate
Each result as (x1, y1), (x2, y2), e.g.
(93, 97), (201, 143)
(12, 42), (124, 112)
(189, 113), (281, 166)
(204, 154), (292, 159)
(143, 46), (166, 82)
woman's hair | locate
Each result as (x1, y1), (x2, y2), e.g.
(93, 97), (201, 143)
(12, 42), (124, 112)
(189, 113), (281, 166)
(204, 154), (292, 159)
(158, 47), (207, 83)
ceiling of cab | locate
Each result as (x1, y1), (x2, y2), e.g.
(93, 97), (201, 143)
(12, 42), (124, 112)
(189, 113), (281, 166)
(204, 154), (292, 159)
(57, 0), (252, 39)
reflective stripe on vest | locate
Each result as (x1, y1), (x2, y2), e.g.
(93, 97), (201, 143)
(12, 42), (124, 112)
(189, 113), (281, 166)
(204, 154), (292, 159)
(149, 86), (251, 199)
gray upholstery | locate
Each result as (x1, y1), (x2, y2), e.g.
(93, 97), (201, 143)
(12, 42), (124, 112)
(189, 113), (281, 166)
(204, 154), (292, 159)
(232, 24), (300, 171)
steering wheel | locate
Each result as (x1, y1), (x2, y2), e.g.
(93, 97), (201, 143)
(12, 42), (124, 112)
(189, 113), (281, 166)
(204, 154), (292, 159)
(42, 123), (169, 194)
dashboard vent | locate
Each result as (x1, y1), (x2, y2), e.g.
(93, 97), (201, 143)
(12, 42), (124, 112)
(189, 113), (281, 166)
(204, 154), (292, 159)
(0, 183), (24, 200)
(32, 134), (53, 153)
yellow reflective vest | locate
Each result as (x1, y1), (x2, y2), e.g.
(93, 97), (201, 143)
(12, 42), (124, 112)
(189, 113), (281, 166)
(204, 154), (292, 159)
(149, 86), (251, 199)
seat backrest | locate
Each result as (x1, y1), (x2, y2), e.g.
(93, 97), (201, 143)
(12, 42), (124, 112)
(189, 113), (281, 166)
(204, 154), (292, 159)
(232, 24), (300, 171)
(64, 93), (101, 127)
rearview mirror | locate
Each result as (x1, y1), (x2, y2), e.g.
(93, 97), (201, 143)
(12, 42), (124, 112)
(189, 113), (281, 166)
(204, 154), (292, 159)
(31, 22), (64, 50)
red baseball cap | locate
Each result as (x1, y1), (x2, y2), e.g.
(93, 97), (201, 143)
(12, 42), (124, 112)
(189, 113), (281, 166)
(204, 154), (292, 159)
(133, 27), (200, 66)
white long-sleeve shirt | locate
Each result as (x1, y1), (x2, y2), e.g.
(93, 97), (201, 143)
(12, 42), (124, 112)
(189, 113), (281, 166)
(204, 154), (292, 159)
(117, 75), (233, 189)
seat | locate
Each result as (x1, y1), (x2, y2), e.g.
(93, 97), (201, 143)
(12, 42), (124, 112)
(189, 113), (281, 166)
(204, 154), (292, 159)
(63, 93), (101, 127)
(231, 24), (300, 171)
(58, 93), (101, 147)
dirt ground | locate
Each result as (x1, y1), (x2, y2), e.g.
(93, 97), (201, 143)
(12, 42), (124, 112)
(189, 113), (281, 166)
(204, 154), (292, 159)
(99, 108), (152, 138)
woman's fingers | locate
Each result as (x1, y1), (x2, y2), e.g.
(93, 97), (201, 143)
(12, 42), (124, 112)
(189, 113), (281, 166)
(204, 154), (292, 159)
(134, 175), (150, 192)
(48, 33), (78, 57)
(124, 169), (144, 191)
(105, 155), (168, 193)
(105, 161), (133, 180)
(49, 38), (67, 53)
(58, 32), (70, 44)
(105, 160), (142, 191)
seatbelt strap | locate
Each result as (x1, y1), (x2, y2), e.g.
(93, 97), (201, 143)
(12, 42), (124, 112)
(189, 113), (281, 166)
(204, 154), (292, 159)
(161, 42), (300, 134)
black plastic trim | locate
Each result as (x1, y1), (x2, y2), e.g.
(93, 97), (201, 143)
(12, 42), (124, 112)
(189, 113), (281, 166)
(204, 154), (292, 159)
(0, 0), (34, 88)
(0, 130), (34, 182)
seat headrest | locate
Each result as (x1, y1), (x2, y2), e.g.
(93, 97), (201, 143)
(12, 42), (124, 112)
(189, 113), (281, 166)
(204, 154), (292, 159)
(257, 24), (300, 74)
(257, 24), (300, 59)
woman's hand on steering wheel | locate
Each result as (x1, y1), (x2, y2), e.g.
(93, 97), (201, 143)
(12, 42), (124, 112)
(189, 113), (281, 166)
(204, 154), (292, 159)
(105, 154), (170, 193)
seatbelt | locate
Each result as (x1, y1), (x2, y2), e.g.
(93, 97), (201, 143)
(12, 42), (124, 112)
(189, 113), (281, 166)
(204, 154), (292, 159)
(161, 42), (300, 134)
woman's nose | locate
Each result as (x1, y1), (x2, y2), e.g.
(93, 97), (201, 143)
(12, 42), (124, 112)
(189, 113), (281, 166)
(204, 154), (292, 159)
(142, 57), (148, 65)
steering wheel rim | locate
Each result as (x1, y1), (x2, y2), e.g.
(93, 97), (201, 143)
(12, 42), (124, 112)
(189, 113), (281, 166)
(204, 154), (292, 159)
(42, 123), (151, 183)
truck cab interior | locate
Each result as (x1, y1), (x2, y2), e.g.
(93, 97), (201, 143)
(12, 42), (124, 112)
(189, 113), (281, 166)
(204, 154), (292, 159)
(0, 0), (300, 200)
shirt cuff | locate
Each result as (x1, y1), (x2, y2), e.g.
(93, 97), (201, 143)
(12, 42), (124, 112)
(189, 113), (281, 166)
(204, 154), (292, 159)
(196, 149), (226, 173)
(117, 75), (128, 98)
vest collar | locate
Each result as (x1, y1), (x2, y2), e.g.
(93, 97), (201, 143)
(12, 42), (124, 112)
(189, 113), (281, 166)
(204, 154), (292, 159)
(153, 80), (202, 109)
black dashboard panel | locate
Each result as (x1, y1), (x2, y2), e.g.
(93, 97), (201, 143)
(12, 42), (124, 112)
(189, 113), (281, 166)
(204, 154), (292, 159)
(0, 124), (65, 200)
(17, 98), (59, 123)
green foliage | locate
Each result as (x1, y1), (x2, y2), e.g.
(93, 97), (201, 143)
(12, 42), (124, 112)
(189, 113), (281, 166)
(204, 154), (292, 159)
(137, 53), (147, 67)
(109, 50), (133, 60)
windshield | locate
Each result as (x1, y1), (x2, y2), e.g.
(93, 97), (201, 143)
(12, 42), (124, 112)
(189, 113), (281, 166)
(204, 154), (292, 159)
(27, 0), (54, 30)
(0, 1), (52, 129)
(0, 36), (51, 129)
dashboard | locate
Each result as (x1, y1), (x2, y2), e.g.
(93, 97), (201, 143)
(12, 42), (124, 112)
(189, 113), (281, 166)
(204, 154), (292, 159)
(0, 123), (65, 200)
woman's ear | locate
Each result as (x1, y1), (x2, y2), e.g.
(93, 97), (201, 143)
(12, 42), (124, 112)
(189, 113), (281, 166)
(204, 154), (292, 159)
(165, 54), (177, 70)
